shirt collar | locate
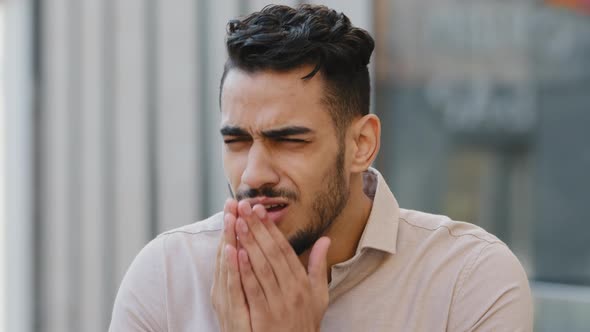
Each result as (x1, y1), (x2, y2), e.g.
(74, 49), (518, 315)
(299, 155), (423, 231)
(355, 167), (399, 255)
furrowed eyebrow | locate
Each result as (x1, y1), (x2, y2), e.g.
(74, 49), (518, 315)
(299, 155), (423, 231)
(220, 126), (250, 137)
(261, 126), (312, 139)
(220, 125), (313, 140)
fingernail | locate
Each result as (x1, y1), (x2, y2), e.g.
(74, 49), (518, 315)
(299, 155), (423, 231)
(239, 201), (252, 216)
(254, 205), (266, 219)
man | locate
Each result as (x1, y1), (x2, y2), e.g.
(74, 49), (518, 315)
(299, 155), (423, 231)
(110, 4), (533, 331)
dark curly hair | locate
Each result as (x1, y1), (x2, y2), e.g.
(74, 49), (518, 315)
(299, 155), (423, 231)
(219, 4), (375, 134)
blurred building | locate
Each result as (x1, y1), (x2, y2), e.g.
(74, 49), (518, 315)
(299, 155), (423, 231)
(373, 1), (590, 330)
(4, 0), (590, 331)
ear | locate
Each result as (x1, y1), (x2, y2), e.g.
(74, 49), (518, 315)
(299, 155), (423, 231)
(349, 114), (381, 173)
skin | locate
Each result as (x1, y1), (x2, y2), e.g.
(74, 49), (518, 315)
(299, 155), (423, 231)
(211, 64), (381, 331)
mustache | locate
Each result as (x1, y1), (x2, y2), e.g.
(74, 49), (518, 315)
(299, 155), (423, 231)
(235, 186), (298, 202)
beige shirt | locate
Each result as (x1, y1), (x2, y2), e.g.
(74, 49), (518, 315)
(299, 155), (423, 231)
(110, 168), (533, 332)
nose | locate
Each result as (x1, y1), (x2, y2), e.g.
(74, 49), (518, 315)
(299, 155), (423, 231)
(240, 142), (279, 190)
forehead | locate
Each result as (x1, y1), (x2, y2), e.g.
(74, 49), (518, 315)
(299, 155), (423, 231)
(220, 66), (333, 130)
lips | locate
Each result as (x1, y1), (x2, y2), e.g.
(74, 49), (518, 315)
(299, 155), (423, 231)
(265, 204), (288, 225)
(244, 197), (290, 225)
(264, 203), (287, 212)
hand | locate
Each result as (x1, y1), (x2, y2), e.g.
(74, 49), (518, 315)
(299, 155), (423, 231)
(235, 200), (331, 332)
(211, 198), (252, 332)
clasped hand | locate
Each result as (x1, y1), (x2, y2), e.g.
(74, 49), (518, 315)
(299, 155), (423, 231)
(211, 199), (331, 332)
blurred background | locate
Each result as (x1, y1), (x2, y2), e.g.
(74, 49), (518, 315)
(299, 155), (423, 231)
(2, 0), (590, 331)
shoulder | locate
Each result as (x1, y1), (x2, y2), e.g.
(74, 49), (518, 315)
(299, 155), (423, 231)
(398, 208), (501, 245)
(152, 212), (224, 252)
(109, 212), (224, 330)
(397, 209), (526, 290)
(397, 208), (507, 267)
(448, 240), (533, 330)
(397, 209), (532, 330)
(122, 212), (223, 271)
(153, 212), (224, 273)
(159, 211), (224, 239)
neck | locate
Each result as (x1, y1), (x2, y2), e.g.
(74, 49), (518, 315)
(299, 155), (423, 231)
(299, 172), (373, 281)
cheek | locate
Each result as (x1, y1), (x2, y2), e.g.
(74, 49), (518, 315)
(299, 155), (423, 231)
(286, 152), (332, 181)
(278, 144), (326, 173)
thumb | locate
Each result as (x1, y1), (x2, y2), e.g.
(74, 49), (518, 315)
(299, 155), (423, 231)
(307, 236), (331, 291)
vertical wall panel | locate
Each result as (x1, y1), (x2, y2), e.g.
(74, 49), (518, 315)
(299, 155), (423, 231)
(40, 0), (71, 330)
(79, 0), (106, 331)
(155, 0), (201, 232)
(112, 0), (151, 283)
(102, 0), (118, 319)
(66, 1), (83, 331)
(4, 1), (34, 332)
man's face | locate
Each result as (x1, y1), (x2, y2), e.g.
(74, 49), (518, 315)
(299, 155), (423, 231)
(220, 66), (350, 255)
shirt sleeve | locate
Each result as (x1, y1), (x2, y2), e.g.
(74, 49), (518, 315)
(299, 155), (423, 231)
(447, 242), (534, 332)
(109, 237), (167, 332)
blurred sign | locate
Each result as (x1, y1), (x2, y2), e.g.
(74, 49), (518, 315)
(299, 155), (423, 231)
(419, 2), (531, 82)
(420, 2), (537, 145)
(426, 77), (536, 146)
(425, 3), (529, 56)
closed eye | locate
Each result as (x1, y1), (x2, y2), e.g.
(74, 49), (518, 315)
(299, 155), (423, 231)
(276, 138), (307, 143)
(224, 137), (252, 144)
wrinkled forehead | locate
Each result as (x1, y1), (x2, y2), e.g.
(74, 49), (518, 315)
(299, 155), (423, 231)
(220, 67), (332, 132)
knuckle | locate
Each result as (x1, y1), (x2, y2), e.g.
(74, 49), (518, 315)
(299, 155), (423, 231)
(278, 240), (292, 255)
(291, 291), (305, 307)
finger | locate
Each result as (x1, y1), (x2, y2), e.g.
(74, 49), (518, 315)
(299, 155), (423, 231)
(225, 198), (241, 251)
(236, 215), (281, 303)
(238, 202), (293, 287)
(307, 236), (331, 294)
(223, 213), (236, 247)
(226, 244), (251, 329)
(219, 213), (236, 295)
(257, 204), (308, 281)
(214, 229), (224, 281)
(224, 197), (238, 216)
(248, 204), (297, 287)
(215, 198), (241, 332)
(238, 248), (269, 317)
(212, 220), (230, 331)
(222, 198), (238, 264)
(218, 213), (236, 302)
(214, 213), (233, 292)
(212, 234), (224, 323)
(224, 197), (231, 214)
(217, 199), (235, 279)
